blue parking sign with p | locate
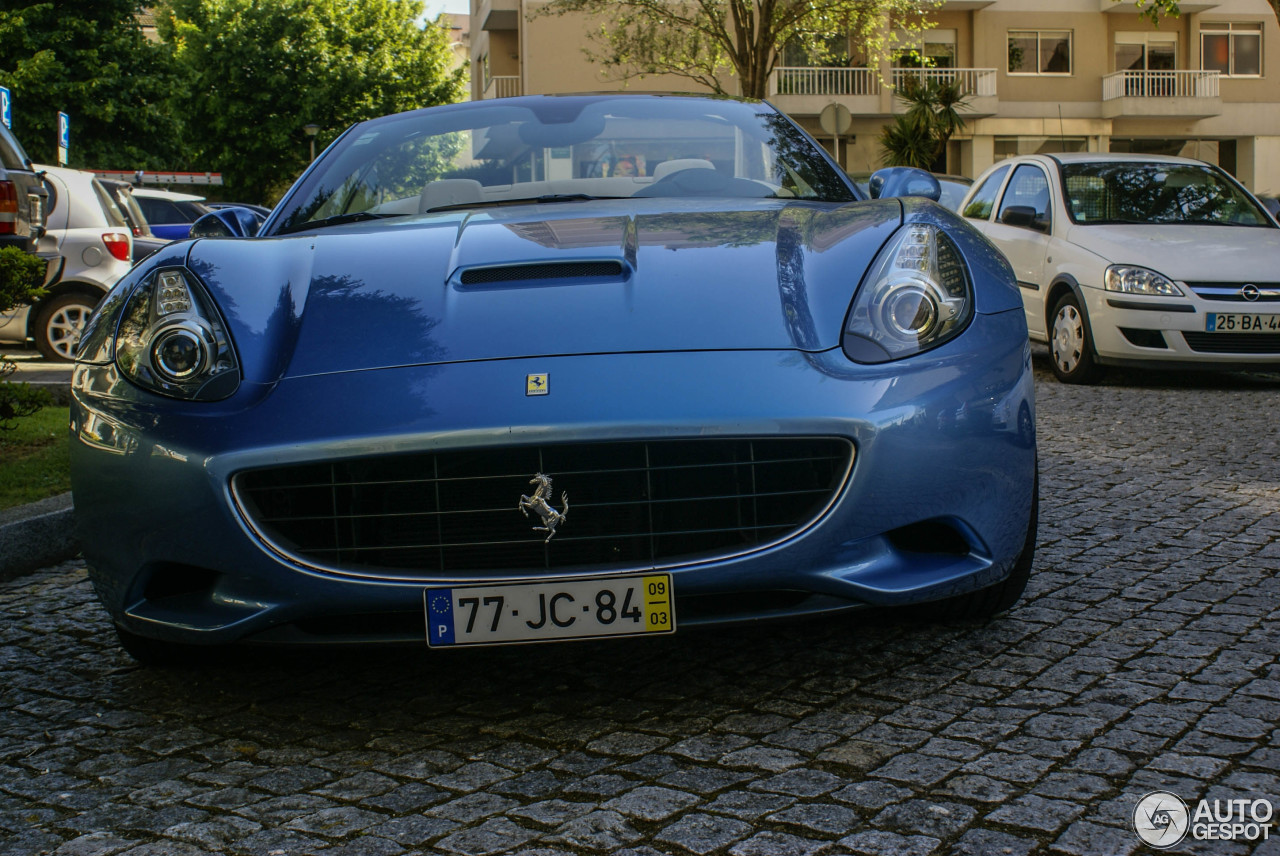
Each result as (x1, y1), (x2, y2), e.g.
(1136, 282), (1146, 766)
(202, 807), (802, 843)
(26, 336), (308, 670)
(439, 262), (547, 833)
(0, 88), (10, 129)
(57, 111), (69, 165)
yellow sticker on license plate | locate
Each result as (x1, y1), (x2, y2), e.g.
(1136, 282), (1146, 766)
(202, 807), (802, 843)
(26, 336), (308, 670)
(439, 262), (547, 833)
(425, 574), (674, 647)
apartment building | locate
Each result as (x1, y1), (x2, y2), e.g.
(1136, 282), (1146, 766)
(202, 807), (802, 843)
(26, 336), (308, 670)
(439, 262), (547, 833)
(470, 0), (1280, 193)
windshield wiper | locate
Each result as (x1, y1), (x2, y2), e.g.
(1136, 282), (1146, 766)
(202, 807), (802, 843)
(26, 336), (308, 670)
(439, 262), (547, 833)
(276, 211), (391, 235)
(424, 194), (628, 213)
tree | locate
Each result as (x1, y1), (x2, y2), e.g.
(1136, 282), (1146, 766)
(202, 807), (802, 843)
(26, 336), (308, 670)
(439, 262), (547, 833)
(878, 75), (969, 170)
(1118, 0), (1182, 22)
(0, 0), (189, 169)
(158, 0), (467, 201)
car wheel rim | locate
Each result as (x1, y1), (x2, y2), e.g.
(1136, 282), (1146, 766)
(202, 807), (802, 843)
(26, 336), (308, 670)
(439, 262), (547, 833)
(1052, 305), (1084, 374)
(48, 305), (90, 360)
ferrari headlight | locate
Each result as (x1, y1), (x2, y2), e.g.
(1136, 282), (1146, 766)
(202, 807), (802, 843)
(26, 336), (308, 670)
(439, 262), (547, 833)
(842, 224), (974, 363)
(1104, 265), (1182, 296)
(116, 268), (240, 400)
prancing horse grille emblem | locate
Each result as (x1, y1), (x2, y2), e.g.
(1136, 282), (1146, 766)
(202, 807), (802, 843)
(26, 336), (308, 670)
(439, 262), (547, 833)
(1242, 284), (1261, 301)
(518, 473), (568, 543)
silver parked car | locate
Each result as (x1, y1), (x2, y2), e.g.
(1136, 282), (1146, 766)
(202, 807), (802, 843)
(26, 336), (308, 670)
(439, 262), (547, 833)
(0, 165), (133, 360)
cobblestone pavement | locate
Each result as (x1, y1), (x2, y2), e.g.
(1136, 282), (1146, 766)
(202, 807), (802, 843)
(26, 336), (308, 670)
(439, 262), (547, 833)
(2, 355), (1279, 856)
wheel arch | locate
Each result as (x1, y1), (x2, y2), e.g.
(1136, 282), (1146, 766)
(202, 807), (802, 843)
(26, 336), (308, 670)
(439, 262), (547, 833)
(26, 280), (107, 338)
(1045, 275), (1092, 340)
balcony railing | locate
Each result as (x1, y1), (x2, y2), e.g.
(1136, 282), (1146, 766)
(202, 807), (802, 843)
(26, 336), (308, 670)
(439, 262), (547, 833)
(768, 67), (998, 99)
(769, 67), (880, 97)
(890, 67), (998, 97)
(482, 75), (522, 99)
(1102, 69), (1220, 100)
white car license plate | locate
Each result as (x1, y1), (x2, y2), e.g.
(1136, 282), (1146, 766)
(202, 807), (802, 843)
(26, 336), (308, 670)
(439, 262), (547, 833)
(1205, 313), (1280, 333)
(425, 574), (674, 647)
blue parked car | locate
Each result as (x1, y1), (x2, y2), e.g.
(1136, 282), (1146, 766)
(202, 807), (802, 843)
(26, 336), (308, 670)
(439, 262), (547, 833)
(129, 187), (211, 240)
(70, 94), (1036, 663)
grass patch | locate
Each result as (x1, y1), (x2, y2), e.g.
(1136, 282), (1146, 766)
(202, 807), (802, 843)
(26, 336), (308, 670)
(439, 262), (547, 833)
(0, 406), (71, 511)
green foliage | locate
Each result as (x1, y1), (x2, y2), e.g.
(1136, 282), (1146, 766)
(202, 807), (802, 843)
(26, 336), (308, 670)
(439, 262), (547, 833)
(1112, 0), (1181, 22)
(0, 362), (52, 430)
(158, 0), (467, 201)
(0, 246), (46, 313)
(0, 0), (189, 168)
(0, 245), (52, 428)
(536, 0), (940, 100)
(878, 114), (937, 170)
(879, 75), (970, 170)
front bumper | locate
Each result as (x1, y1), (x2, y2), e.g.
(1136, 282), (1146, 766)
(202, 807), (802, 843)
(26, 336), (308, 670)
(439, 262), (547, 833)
(71, 310), (1035, 646)
(1083, 286), (1280, 369)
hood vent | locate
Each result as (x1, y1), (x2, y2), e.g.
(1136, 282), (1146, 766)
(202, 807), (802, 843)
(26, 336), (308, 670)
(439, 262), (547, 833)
(459, 261), (625, 286)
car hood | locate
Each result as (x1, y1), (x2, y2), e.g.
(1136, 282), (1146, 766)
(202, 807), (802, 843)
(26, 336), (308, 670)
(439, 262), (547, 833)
(186, 198), (908, 382)
(1064, 223), (1280, 281)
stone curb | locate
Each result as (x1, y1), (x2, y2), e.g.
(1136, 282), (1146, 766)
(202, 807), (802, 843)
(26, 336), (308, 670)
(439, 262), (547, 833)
(0, 491), (78, 582)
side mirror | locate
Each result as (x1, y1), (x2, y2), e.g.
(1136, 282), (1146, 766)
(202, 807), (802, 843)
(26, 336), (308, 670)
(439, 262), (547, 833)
(867, 167), (942, 203)
(1000, 205), (1049, 232)
(190, 207), (263, 239)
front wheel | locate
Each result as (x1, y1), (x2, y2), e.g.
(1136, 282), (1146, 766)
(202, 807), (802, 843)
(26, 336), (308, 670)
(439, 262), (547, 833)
(1049, 292), (1103, 384)
(34, 292), (100, 362)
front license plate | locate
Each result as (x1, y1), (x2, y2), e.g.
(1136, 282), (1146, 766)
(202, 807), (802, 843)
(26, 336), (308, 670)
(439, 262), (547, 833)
(425, 574), (675, 647)
(1205, 313), (1280, 333)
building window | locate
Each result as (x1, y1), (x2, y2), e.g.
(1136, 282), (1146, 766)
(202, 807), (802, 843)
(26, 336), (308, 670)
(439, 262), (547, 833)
(1201, 22), (1262, 77)
(1008, 30), (1072, 75)
(782, 33), (851, 67)
(895, 29), (957, 69)
(1115, 32), (1177, 73)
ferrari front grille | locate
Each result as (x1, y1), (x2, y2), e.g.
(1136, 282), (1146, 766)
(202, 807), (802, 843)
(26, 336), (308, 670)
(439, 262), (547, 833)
(233, 438), (853, 580)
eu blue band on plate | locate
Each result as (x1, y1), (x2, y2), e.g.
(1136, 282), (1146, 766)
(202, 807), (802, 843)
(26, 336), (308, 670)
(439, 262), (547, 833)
(427, 589), (455, 645)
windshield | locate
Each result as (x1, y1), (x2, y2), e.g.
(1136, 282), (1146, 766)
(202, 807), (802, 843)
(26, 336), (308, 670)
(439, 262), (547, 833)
(1060, 161), (1272, 227)
(273, 96), (855, 234)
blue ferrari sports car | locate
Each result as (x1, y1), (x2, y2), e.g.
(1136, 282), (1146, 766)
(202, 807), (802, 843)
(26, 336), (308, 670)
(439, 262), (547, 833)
(70, 94), (1036, 663)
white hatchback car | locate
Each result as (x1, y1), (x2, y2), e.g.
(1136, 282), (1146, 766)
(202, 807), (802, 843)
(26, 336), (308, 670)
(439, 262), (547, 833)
(0, 165), (133, 360)
(959, 153), (1280, 383)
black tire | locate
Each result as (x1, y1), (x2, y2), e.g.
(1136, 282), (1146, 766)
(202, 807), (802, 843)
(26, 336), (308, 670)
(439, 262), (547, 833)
(34, 292), (99, 362)
(916, 467), (1038, 621)
(113, 624), (230, 668)
(1016, 401), (1034, 449)
(1048, 291), (1103, 384)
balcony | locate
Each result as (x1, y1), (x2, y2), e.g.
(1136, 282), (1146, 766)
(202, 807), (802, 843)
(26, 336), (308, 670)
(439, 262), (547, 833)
(482, 76), (522, 99)
(891, 68), (998, 117)
(1101, 70), (1222, 118)
(1100, 0), (1219, 12)
(768, 67), (882, 116)
(477, 0), (518, 31)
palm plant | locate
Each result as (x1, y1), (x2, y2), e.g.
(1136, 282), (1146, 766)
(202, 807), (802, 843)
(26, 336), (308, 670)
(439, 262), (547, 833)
(879, 74), (971, 170)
